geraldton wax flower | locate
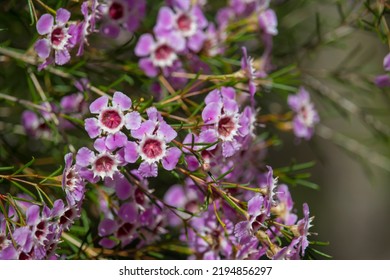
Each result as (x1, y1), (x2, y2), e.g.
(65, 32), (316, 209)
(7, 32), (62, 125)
(124, 107), (182, 177)
(34, 8), (77, 70)
(84, 91), (141, 150)
(288, 87), (320, 140)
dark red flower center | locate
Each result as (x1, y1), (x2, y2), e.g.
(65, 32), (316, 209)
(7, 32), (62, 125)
(141, 138), (163, 159)
(177, 13), (192, 32)
(218, 116), (236, 137)
(117, 223), (133, 238)
(135, 188), (145, 205)
(60, 208), (76, 226)
(51, 27), (66, 46)
(154, 44), (173, 61)
(101, 109), (122, 129)
(95, 155), (115, 173)
(300, 105), (308, 120)
(35, 221), (46, 239)
(109, 2), (124, 20)
(65, 169), (75, 187)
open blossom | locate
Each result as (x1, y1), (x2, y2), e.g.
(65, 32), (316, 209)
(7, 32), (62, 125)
(273, 184), (297, 225)
(154, 1), (208, 52)
(292, 203), (314, 256)
(258, 9), (278, 36)
(84, 91), (141, 149)
(76, 137), (125, 181)
(240, 47), (257, 101)
(62, 153), (87, 206)
(34, 8), (77, 70)
(183, 202), (236, 259)
(99, 0), (146, 37)
(288, 87), (320, 140)
(201, 87), (250, 157)
(0, 199), (80, 260)
(135, 32), (185, 77)
(21, 110), (51, 139)
(124, 107), (181, 177)
(75, 1), (98, 56)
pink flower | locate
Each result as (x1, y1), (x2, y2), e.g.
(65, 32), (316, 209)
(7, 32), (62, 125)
(34, 8), (77, 70)
(84, 91), (141, 150)
(124, 108), (181, 177)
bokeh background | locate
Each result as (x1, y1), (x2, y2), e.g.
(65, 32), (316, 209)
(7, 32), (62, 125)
(268, 0), (390, 259)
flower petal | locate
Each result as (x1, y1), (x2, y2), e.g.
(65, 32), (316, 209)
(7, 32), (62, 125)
(139, 58), (159, 77)
(36, 14), (53, 35)
(93, 137), (107, 153)
(114, 174), (133, 200)
(205, 89), (221, 104)
(384, 53), (390, 71)
(131, 120), (155, 139)
(99, 238), (118, 249)
(106, 132), (127, 150)
(158, 121), (177, 142)
(124, 141), (139, 163)
(76, 147), (94, 167)
(187, 31), (206, 53)
(138, 162), (158, 178)
(248, 195), (264, 217)
(135, 34), (154, 57)
(26, 205), (40, 226)
(34, 39), (51, 59)
(222, 140), (241, 157)
(112, 91), (132, 110)
(154, 7), (175, 32)
(56, 8), (71, 25)
(98, 218), (117, 237)
(84, 118), (100, 138)
(162, 147), (181, 171)
(118, 203), (137, 223)
(124, 111), (141, 130)
(55, 49), (71, 65)
(202, 102), (221, 124)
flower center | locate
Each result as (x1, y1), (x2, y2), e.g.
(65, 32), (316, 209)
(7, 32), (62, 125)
(109, 2), (124, 20)
(154, 44), (173, 61)
(141, 139), (163, 159)
(65, 169), (76, 189)
(101, 109), (123, 130)
(51, 27), (66, 46)
(218, 116), (236, 138)
(35, 221), (46, 240)
(177, 13), (192, 32)
(95, 155), (115, 173)
(117, 223), (133, 238)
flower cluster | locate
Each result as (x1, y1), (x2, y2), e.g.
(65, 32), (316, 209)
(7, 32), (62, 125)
(135, 0), (209, 78)
(97, 173), (167, 248)
(3, 0), (329, 261)
(21, 80), (89, 138)
(0, 165), (84, 261)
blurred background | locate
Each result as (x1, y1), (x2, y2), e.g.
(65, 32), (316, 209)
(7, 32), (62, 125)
(268, 0), (390, 259)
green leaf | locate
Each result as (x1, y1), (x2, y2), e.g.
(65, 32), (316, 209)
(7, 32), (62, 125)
(308, 248), (332, 259)
(10, 181), (37, 200)
(276, 161), (316, 173)
(295, 179), (320, 190)
(12, 157), (35, 175)
(27, 0), (35, 25)
(0, 166), (14, 171)
(39, 165), (63, 184)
